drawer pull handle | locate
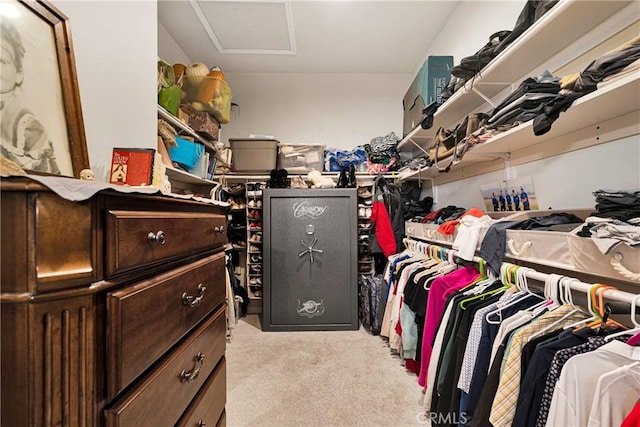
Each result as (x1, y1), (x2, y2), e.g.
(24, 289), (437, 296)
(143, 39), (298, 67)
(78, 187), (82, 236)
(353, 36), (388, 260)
(214, 225), (225, 233)
(182, 283), (206, 307)
(179, 352), (205, 383)
(197, 421), (206, 427)
(147, 231), (166, 245)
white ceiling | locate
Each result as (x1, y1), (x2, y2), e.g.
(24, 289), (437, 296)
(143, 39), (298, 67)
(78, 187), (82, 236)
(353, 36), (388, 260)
(158, 0), (461, 74)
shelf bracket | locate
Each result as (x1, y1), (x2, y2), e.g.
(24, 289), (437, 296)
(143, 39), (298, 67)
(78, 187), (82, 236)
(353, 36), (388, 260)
(408, 137), (431, 158)
(425, 177), (438, 204)
(471, 86), (498, 108)
(465, 151), (513, 181)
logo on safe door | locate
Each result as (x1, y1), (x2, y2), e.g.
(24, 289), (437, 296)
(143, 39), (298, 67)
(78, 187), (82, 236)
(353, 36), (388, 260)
(297, 299), (325, 318)
(292, 202), (328, 220)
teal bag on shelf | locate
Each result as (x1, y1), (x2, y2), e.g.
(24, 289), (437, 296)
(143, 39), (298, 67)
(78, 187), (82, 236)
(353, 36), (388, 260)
(169, 136), (204, 172)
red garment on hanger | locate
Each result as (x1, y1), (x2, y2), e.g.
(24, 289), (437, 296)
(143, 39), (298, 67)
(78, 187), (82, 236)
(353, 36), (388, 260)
(371, 201), (396, 257)
(622, 399), (640, 427)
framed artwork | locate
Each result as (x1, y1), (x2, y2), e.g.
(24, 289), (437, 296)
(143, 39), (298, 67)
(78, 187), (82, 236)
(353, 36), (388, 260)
(480, 177), (538, 213)
(0, 0), (89, 178)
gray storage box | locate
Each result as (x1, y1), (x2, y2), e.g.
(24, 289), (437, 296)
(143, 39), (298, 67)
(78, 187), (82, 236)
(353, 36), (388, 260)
(403, 55), (454, 136)
(229, 138), (278, 172)
(262, 188), (358, 331)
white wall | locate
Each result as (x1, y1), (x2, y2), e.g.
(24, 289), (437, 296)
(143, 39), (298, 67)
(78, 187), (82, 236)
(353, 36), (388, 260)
(417, 0), (640, 210)
(431, 136), (640, 210)
(222, 73), (410, 149)
(54, 1), (157, 182)
(158, 21), (191, 66)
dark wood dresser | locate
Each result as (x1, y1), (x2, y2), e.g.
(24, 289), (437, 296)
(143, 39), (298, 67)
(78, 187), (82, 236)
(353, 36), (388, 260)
(1, 178), (228, 427)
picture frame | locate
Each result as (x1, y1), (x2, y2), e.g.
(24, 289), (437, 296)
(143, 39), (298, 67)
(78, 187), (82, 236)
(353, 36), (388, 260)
(0, 0), (89, 178)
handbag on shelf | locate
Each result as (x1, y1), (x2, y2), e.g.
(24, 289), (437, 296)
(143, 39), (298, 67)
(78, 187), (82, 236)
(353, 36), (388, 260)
(429, 112), (489, 172)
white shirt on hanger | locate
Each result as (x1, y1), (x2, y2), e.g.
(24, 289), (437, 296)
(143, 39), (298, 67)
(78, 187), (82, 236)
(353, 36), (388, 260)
(587, 362), (640, 427)
(546, 340), (640, 427)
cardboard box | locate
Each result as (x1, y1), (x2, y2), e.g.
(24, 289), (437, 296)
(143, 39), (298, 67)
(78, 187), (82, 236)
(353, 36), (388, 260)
(177, 106), (190, 124)
(403, 56), (453, 136)
(188, 112), (220, 141)
(109, 148), (155, 186)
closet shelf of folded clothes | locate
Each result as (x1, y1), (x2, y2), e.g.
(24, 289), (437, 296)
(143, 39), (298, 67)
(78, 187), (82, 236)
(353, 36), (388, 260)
(397, 0), (635, 156)
(466, 72), (639, 157)
(396, 71), (639, 184)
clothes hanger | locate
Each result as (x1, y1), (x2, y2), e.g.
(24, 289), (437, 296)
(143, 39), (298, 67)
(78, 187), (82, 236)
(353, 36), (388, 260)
(564, 283), (606, 330)
(592, 285), (628, 333)
(484, 265), (546, 325)
(605, 294), (640, 340)
(528, 277), (587, 341)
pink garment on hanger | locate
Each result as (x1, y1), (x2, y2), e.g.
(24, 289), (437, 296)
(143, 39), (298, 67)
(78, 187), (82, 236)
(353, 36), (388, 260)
(626, 331), (640, 346)
(417, 265), (480, 387)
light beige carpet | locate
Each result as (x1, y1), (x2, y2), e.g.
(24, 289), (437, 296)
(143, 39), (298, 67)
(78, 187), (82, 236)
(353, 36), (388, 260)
(225, 315), (426, 427)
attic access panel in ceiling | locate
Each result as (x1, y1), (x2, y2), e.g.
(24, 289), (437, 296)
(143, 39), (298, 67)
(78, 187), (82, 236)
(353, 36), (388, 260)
(190, 0), (296, 54)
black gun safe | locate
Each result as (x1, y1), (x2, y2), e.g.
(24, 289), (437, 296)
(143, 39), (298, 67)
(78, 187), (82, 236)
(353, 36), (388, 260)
(262, 188), (358, 331)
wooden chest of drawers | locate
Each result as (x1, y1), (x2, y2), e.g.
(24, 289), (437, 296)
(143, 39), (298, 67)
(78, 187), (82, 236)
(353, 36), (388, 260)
(1, 178), (228, 427)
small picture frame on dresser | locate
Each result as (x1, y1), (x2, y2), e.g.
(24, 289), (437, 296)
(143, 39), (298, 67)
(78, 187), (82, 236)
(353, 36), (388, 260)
(0, 0), (89, 178)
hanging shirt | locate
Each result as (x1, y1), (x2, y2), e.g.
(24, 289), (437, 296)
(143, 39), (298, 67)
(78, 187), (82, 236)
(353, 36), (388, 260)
(587, 362), (640, 427)
(418, 266), (481, 387)
(489, 305), (589, 427)
(512, 327), (597, 427)
(546, 340), (640, 427)
(535, 335), (625, 427)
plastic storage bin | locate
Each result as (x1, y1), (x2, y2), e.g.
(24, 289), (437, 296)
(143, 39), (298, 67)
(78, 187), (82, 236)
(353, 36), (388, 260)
(277, 144), (325, 172)
(229, 138), (279, 172)
(182, 76), (232, 124)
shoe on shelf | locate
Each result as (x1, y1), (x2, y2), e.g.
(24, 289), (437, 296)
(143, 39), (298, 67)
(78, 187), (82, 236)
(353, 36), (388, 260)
(358, 187), (372, 198)
(248, 200), (256, 208)
(256, 200), (263, 208)
(249, 232), (262, 243)
(249, 221), (263, 229)
(250, 254), (263, 263)
(359, 264), (373, 273)
(358, 207), (366, 217)
(248, 245), (261, 253)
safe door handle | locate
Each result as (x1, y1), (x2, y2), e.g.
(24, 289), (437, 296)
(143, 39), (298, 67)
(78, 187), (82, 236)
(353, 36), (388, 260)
(182, 283), (206, 307)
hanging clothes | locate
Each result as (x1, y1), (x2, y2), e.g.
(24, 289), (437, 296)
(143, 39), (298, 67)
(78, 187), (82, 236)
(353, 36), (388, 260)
(545, 341), (640, 427)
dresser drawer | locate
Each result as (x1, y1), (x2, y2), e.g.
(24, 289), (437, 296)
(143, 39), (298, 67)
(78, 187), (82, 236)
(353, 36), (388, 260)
(217, 411), (226, 427)
(104, 305), (226, 427)
(176, 358), (226, 427)
(106, 253), (226, 400)
(105, 210), (227, 277)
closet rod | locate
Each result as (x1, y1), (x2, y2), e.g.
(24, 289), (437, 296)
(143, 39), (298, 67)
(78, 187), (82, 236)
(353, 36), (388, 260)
(403, 237), (639, 309)
(513, 266), (640, 309)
